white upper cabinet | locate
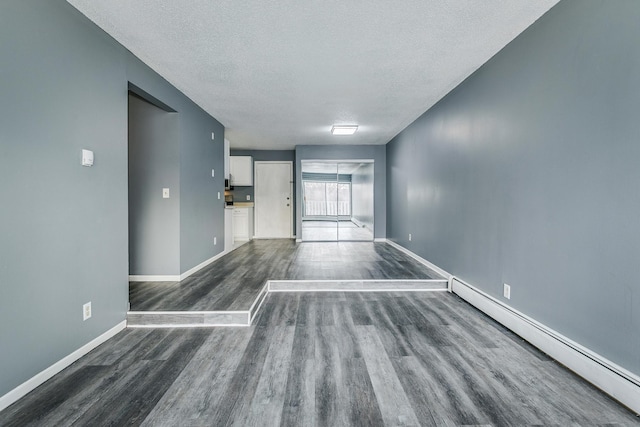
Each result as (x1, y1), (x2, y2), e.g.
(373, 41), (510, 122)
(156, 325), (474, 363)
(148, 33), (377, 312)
(229, 156), (253, 186)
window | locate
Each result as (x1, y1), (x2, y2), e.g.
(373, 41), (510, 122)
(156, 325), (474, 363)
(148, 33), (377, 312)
(303, 181), (351, 217)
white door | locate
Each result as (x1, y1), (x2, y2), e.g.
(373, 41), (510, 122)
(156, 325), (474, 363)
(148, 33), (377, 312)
(254, 161), (292, 238)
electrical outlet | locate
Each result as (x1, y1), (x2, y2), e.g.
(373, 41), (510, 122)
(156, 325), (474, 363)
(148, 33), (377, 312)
(409, 233), (412, 241)
(83, 302), (92, 321)
(503, 283), (511, 300)
(246, 195), (250, 201)
(217, 192), (221, 200)
(214, 237), (217, 245)
(211, 132), (215, 140)
(212, 169), (215, 178)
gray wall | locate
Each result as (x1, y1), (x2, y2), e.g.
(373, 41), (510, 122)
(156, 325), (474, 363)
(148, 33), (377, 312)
(128, 95), (180, 275)
(296, 145), (386, 239)
(178, 111), (224, 272)
(351, 163), (374, 232)
(0, 0), (224, 398)
(386, 0), (640, 376)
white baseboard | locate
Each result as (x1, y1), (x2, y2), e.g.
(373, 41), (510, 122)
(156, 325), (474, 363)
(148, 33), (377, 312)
(351, 218), (365, 228)
(179, 250), (228, 281)
(451, 277), (640, 415)
(384, 239), (453, 280)
(0, 320), (126, 412)
(373, 238), (386, 243)
(129, 275), (180, 282)
(128, 250), (229, 283)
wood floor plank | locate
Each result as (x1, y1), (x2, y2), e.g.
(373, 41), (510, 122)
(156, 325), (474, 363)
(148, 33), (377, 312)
(314, 325), (350, 426)
(240, 326), (296, 426)
(390, 355), (456, 427)
(73, 329), (209, 426)
(355, 325), (421, 426)
(207, 321), (287, 425)
(280, 327), (316, 427)
(342, 356), (386, 427)
(140, 328), (254, 426)
(398, 324), (493, 425)
(365, 299), (412, 357)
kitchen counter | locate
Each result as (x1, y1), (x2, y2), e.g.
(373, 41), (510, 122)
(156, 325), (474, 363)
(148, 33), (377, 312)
(232, 202), (254, 208)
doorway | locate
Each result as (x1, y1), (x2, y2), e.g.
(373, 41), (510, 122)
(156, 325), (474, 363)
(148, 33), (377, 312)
(301, 160), (374, 241)
(128, 91), (180, 276)
(254, 161), (293, 238)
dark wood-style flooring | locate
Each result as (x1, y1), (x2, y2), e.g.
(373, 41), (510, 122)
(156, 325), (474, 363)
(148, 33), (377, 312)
(1, 292), (637, 426)
(129, 240), (444, 312)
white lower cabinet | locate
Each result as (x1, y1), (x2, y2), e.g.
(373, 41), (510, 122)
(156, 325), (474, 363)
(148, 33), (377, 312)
(224, 207), (234, 251)
(233, 207), (253, 242)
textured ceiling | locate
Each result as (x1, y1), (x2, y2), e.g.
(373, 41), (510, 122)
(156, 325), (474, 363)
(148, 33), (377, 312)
(67, 0), (559, 150)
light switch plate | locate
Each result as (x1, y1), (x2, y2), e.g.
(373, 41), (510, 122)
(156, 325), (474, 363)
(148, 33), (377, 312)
(212, 169), (215, 177)
(246, 195), (250, 201)
(217, 192), (221, 200)
(81, 149), (94, 167)
(162, 188), (170, 198)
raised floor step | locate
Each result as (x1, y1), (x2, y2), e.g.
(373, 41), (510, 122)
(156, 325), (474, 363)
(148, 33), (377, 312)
(268, 279), (448, 292)
(127, 280), (448, 327)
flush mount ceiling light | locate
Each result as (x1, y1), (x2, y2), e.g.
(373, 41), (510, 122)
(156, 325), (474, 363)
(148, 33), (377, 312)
(331, 125), (358, 135)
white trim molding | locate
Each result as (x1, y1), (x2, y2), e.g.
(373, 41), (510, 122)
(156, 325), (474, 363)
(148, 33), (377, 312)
(373, 238), (387, 243)
(179, 250), (228, 281)
(0, 321), (126, 412)
(128, 275), (180, 282)
(384, 239), (453, 281)
(451, 277), (640, 415)
(267, 279), (448, 293)
(128, 250), (230, 283)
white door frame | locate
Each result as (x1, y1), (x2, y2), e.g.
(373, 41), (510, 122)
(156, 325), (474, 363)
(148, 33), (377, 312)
(254, 161), (294, 239)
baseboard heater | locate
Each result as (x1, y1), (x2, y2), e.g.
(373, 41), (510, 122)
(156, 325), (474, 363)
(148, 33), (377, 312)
(450, 276), (640, 415)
